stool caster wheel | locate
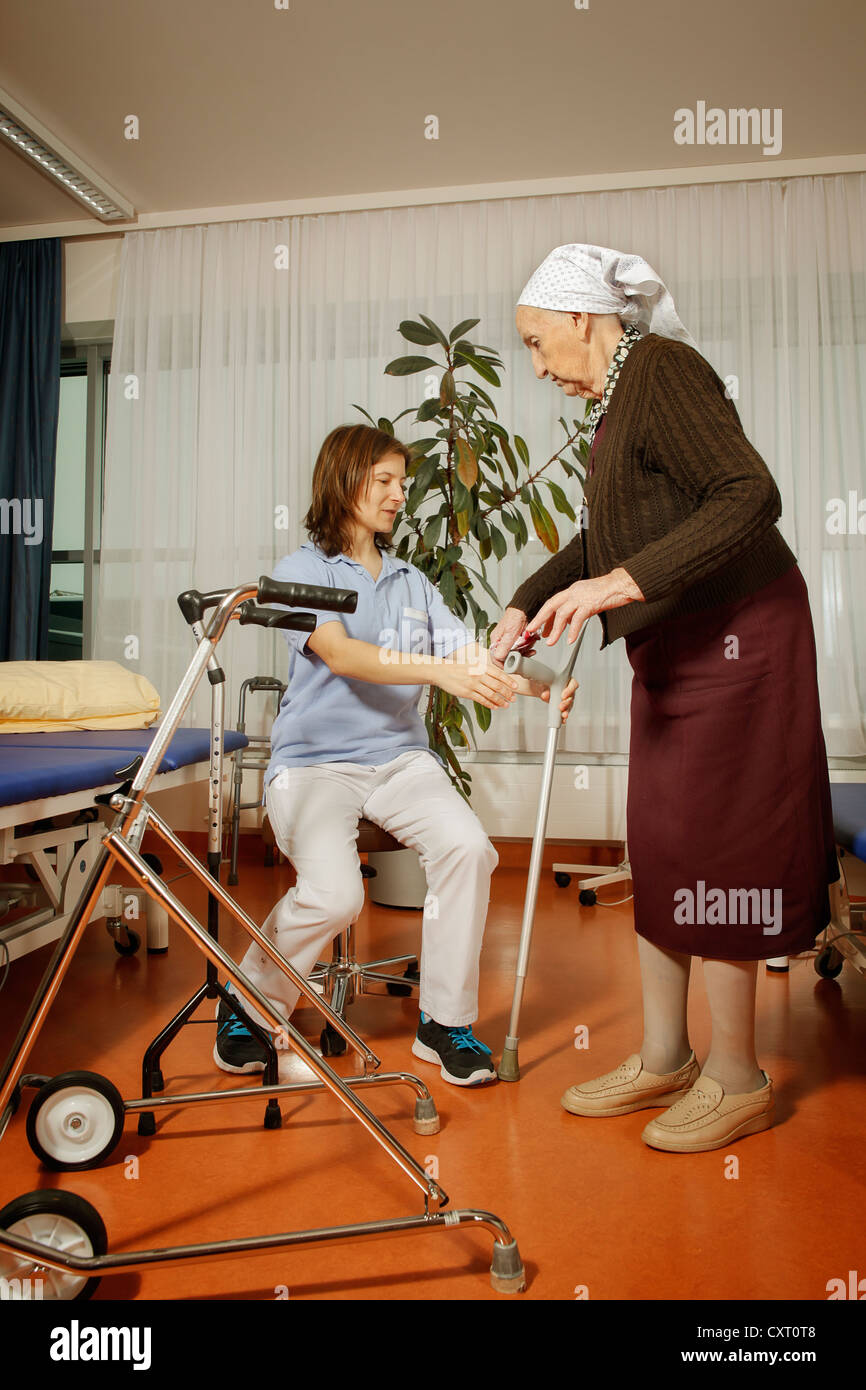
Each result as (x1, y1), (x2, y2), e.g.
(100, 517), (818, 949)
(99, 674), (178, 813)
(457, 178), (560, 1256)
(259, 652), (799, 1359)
(386, 961), (419, 997)
(113, 928), (141, 956)
(578, 889), (597, 906)
(554, 872), (571, 888)
(320, 1024), (347, 1057)
(228, 872), (239, 887)
(137, 1112), (156, 1137)
(815, 946), (844, 979)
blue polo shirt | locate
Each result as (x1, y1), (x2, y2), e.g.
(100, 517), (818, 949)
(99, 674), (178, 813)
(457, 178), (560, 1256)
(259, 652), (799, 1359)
(264, 541), (475, 782)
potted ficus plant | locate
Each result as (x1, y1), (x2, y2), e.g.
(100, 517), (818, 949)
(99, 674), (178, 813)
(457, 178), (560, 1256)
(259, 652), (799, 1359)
(355, 313), (593, 801)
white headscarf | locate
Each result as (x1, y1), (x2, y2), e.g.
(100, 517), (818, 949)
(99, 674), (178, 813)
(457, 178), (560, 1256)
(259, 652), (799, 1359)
(517, 243), (700, 350)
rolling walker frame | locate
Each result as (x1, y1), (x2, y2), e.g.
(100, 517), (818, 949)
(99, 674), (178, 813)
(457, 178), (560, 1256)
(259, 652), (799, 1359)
(0, 576), (525, 1298)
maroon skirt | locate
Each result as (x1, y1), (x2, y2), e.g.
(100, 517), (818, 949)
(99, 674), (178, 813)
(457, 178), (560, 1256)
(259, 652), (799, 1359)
(625, 564), (838, 960)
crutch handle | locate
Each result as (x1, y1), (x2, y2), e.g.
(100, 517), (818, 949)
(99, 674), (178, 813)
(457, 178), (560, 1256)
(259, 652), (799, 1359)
(503, 625), (587, 728)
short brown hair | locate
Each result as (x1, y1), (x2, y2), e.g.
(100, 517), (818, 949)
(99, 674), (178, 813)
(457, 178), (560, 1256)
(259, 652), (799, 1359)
(305, 424), (412, 557)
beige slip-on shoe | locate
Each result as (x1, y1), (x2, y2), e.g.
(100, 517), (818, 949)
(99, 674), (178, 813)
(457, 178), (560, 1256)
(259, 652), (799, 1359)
(640, 1071), (775, 1153)
(560, 1051), (700, 1117)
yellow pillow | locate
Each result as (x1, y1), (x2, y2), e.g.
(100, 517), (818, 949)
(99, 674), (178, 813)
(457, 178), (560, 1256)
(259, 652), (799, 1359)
(0, 661), (161, 733)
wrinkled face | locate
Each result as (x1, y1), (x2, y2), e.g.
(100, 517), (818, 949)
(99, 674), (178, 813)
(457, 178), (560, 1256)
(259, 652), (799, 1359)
(515, 305), (599, 398)
(353, 451), (407, 534)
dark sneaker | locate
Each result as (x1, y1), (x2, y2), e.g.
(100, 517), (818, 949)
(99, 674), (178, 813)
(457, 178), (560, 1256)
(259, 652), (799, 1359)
(213, 995), (270, 1074)
(411, 1015), (497, 1087)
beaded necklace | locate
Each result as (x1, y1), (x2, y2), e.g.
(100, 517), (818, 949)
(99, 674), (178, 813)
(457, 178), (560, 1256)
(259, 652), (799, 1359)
(585, 322), (644, 450)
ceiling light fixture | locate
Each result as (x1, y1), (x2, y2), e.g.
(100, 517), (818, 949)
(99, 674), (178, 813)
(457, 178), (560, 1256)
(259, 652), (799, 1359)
(0, 85), (135, 223)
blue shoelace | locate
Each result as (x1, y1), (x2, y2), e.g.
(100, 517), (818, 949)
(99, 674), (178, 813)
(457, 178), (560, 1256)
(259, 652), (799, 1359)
(444, 1025), (492, 1056)
(219, 1011), (254, 1041)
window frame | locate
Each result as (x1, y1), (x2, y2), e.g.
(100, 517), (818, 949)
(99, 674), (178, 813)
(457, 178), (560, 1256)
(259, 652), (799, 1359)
(57, 324), (112, 658)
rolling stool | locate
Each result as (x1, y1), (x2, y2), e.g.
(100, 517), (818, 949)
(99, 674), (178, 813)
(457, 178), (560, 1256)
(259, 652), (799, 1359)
(310, 818), (421, 1056)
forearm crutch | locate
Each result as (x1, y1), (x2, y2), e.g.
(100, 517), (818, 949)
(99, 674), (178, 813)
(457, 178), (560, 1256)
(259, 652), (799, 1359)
(498, 624), (588, 1082)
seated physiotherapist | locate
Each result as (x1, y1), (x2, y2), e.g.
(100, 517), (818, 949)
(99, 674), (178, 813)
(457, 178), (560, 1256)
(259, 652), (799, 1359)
(216, 422), (576, 1086)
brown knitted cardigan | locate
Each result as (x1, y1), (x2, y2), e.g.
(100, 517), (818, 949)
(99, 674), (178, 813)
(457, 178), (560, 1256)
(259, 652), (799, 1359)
(507, 332), (797, 648)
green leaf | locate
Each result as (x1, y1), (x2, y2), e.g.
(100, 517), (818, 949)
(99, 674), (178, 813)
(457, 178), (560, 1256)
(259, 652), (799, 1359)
(385, 355), (438, 376)
(464, 564), (500, 607)
(412, 454), (438, 494)
(544, 479), (576, 521)
(473, 701), (492, 733)
(501, 508), (520, 535)
(408, 438), (441, 462)
(514, 435), (530, 469)
(454, 350), (501, 387)
(417, 397), (443, 422)
(351, 404), (377, 425)
(500, 438), (519, 481)
(439, 568), (457, 606)
(452, 477), (472, 514)
(377, 417), (394, 434)
(490, 526), (507, 561)
(423, 514), (443, 549)
(449, 318), (481, 342)
(418, 314), (450, 348)
(399, 319), (440, 345)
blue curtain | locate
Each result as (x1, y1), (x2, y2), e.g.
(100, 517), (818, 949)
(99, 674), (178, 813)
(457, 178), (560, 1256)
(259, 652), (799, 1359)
(0, 238), (61, 660)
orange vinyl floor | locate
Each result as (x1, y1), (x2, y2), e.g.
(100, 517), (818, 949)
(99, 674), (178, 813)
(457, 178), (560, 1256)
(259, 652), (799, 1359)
(1, 835), (865, 1303)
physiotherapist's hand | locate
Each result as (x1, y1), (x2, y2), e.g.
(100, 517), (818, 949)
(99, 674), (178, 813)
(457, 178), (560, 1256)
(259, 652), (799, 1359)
(488, 606), (529, 662)
(528, 569), (645, 646)
(539, 676), (579, 721)
(434, 650), (518, 710)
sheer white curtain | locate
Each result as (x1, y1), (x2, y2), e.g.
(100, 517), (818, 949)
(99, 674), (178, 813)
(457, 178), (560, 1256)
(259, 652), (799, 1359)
(94, 173), (866, 757)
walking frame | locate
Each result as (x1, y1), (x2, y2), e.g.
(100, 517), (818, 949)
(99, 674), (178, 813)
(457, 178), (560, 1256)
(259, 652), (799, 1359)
(0, 576), (525, 1298)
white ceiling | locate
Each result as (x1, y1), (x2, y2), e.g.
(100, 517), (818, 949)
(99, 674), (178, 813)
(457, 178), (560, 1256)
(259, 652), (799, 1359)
(1, 0), (864, 231)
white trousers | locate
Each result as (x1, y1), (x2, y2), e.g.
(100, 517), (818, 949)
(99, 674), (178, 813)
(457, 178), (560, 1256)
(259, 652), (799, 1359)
(236, 749), (498, 1029)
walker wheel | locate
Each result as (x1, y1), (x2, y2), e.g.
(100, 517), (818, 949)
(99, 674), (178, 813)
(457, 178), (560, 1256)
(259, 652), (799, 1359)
(113, 928), (141, 956)
(0, 1189), (107, 1300)
(815, 946), (844, 979)
(578, 888), (597, 906)
(386, 960), (420, 996)
(320, 1024), (347, 1057)
(141, 852), (163, 875)
(26, 1071), (125, 1171)
(554, 872), (571, 888)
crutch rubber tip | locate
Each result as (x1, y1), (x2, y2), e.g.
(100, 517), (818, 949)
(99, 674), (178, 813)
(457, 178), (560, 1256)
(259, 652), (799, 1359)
(497, 1042), (520, 1083)
(413, 1097), (440, 1135)
(490, 1239), (526, 1294)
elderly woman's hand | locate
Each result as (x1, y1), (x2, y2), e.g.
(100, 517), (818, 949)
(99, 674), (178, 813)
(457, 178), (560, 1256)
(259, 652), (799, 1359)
(528, 568), (645, 645)
(540, 676), (579, 721)
(489, 606), (529, 663)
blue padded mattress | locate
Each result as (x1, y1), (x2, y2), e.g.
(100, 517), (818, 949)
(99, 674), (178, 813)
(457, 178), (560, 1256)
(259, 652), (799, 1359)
(0, 729), (249, 808)
(830, 783), (866, 862)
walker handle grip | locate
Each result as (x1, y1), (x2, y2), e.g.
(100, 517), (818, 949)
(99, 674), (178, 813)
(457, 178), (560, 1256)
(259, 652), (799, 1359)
(257, 576), (358, 613)
(237, 602), (316, 632)
(177, 588), (232, 626)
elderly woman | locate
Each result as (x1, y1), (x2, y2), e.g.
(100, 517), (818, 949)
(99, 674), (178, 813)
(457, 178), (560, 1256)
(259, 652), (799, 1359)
(489, 244), (837, 1153)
